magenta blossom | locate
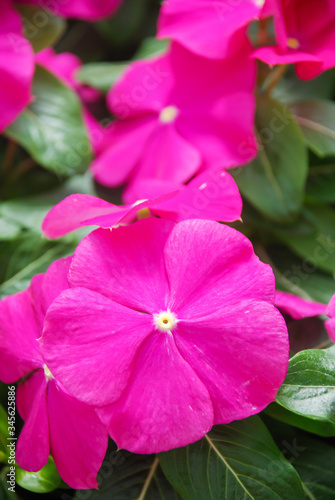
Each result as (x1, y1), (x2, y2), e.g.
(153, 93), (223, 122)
(275, 291), (327, 320)
(91, 40), (257, 190)
(41, 218), (289, 454)
(158, 0), (265, 59)
(325, 294), (335, 342)
(0, 0), (34, 133)
(42, 170), (242, 238)
(0, 257), (108, 489)
(36, 48), (107, 155)
(16, 0), (122, 21)
(255, 0), (335, 79)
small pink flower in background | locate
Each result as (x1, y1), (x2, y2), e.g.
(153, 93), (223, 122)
(275, 290), (327, 320)
(36, 48), (107, 155)
(255, 0), (335, 79)
(0, 0), (34, 133)
(91, 40), (257, 190)
(325, 294), (335, 342)
(41, 170), (242, 238)
(16, 0), (123, 21)
(41, 218), (289, 454)
(0, 257), (108, 489)
(158, 0), (265, 59)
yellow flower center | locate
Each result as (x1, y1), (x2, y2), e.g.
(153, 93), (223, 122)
(44, 364), (53, 381)
(159, 106), (179, 124)
(287, 37), (300, 49)
(154, 311), (177, 332)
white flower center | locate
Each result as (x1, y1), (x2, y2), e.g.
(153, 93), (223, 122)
(287, 37), (300, 49)
(44, 364), (53, 381)
(153, 311), (177, 332)
(254, 0), (265, 7)
(159, 106), (179, 124)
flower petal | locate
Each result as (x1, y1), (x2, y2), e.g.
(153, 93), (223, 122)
(16, 370), (49, 472)
(0, 290), (42, 383)
(91, 117), (156, 186)
(275, 291), (327, 319)
(69, 220), (175, 312)
(98, 332), (213, 453)
(164, 220), (275, 318)
(174, 300), (289, 424)
(41, 288), (154, 406)
(48, 379), (108, 489)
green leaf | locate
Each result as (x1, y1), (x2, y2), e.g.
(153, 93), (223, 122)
(77, 38), (167, 93)
(0, 234), (75, 298)
(6, 65), (92, 176)
(273, 69), (335, 104)
(278, 204), (335, 274)
(0, 476), (19, 499)
(233, 97), (308, 223)
(289, 100), (335, 157)
(16, 5), (66, 52)
(159, 416), (305, 500)
(265, 402), (335, 437)
(0, 404), (9, 463)
(306, 165), (335, 203)
(77, 62), (128, 93)
(276, 346), (335, 426)
(0, 217), (22, 241)
(16, 456), (62, 493)
(75, 452), (181, 499)
(263, 416), (335, 500)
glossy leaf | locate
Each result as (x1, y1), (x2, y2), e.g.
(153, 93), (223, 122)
(159, 416), (305, 500)
(6, 66), (91, 176)
(16, 456), (63, 493)
(75, 452), (181, 499)
(77, 62), (128, 93)
(234, 97), (308, 223)
(265, 402), (335, 437)
(278, 205), (335, 274)
(16, 5), (66, 53)
(290, 100), (335, 157)
(276, 346), (335, 425)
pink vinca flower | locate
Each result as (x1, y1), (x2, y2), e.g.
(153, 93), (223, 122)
(0, 0), (34, 132)
(91, 40), (257, 191)
(36, 48), (106, 155)
(42, 170), (242, 238)
(255, 0), (335, 79)
(41, 218), (289, 454)
(158, 0), (265, 59)
(16, 0), (123, 21)
(275, 290), (327, 320)
(325, 294), (335, 342)
(0, 257), (108, 489)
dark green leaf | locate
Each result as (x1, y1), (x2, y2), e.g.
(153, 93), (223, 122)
(276, 346), (335, 426)
(265, 402), (335, 437)
(159, 416), (305, 500)
(274, 69), (335, 104)
(0, 476), (19, 499)
(289, 99), (335, 157)
(133, 37), (168, 60)
(277, 205), (335, 274)
(16, 5), (66, 52)
(6, 65), (92, 176)
(75, 452), (181, 499)
(306, 165), (335, 203)
(233, 97), (308, 223)
(0, 405), (9, 463)
(16, 456), (62, 493)
(77, 62), (128, 93)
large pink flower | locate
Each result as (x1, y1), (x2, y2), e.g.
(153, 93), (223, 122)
(255, 0), (335, 79)
(0, 257), (108, 489)
(0, 0), (34, 132)
(41, 218), (289, 454)
(16, 0), (123, 21)
(91, 40), (257, 190)
(158, 0), (265, 59)
(42, 170), (242, 238)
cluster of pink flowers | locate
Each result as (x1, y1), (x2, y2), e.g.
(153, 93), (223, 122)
(1, 0), (335, 491)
